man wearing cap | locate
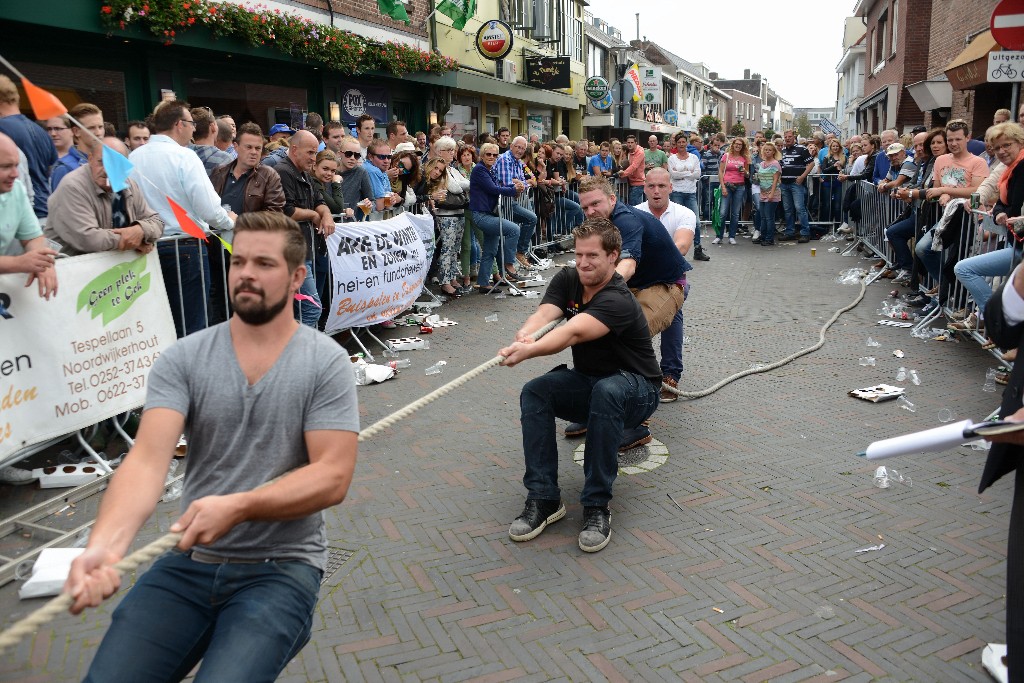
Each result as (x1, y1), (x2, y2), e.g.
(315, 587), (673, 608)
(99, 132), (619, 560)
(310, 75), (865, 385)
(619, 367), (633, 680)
(877, 143), (916, 196)
(885, 132), (928, 284)
(269, 123), (295, 143)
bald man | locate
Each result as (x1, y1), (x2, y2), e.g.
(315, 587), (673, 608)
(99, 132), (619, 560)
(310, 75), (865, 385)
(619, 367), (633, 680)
(46, 137), (163, 256)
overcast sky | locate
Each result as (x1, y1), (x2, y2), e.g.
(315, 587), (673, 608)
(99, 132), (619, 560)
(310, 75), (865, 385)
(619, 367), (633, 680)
(585, 0), (857, 109)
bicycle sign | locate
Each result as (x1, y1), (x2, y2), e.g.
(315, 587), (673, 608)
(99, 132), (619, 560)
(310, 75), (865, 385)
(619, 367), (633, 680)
(989, 51), (1024, 81)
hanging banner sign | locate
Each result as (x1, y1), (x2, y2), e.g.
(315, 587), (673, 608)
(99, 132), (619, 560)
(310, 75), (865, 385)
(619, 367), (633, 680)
(525, 57), (571, 90)
(639, 66), (662, 105)
(625, 64), (643, 102)
(0, 251), (176, 461)
(476, 20), (514, 60)
(324, 213), (432, 333)
(339, 83), (390, 124)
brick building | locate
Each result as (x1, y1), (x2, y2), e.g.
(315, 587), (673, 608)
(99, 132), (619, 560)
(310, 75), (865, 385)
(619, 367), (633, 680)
(855, 0), (932, 133)
(720, 88), (762, 138)
(931, 0), (1010, 136)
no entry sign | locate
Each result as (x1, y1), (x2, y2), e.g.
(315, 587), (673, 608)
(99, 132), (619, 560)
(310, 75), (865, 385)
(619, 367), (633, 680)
(992, 0), (1024, 51)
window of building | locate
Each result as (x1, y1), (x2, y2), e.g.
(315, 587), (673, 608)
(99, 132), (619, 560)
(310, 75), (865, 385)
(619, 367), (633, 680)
(890, 0), (898, 56)
(587, 42), (606, 78)
(15, 62), (129, 134)
(448, 94), (479, 141)
(876, 8), (888, 66)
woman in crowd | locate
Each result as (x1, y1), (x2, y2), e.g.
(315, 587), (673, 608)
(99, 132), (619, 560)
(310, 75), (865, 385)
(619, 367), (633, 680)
(667, 130), (701, 220)
(421, 154), (469, 298)
(717, 136), (750, 245)
(839, 134), (880, 232)
(469, 142), (521, 292)
(390, 149), (421, 208)
(610, 139), (627, 171)
(951, 123), (1024, 332)
(457, 145), (480, 292)
(819, 139), (847, 225)
(311, 150), (354, 220)
(755, 142), (782, 246)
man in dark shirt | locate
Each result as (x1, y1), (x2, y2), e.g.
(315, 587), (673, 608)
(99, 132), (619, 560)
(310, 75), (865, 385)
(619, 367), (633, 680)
(0, 75), (56, 219)
(499, 217), (661, 553)
(337, 137), (373, 210)
(571, 175), (691, 448)
(778, 129), (814, 242)
(275, 130), (335, 328)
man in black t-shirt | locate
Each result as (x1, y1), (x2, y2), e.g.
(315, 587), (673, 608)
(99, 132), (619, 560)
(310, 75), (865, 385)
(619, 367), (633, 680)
(499, 218), (661, 553)
(778, 129), (814, 242)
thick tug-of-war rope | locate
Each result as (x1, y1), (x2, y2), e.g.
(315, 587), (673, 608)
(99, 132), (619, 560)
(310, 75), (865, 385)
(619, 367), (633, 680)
(0, 319), (564, 655)
(663, 276), (868, 399)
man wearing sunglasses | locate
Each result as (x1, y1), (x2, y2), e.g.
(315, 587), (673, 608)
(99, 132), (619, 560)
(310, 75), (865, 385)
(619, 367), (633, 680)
(365, 139), (401, 212)
(337, 137), (373, 213)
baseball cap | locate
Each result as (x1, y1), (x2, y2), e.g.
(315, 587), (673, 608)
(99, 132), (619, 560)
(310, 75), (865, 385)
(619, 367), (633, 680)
(269, 123), (296, 136)
(885, 142), (905, 156)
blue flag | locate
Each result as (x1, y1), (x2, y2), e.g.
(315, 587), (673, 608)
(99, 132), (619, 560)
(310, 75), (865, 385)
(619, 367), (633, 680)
(102, 144), (133, 193)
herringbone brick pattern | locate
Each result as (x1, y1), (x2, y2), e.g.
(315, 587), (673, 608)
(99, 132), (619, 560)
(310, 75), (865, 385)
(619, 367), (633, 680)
(0, 238), (1009, 681)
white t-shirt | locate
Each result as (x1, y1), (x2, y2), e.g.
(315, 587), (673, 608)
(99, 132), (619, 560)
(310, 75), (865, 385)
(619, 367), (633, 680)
(667, 153), (701, 194)
(636, 200), (697, 237)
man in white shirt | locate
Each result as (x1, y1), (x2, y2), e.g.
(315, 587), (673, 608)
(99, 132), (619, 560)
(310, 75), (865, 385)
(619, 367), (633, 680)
(636, 168), (695, 402)
(130, 100), (235, 338)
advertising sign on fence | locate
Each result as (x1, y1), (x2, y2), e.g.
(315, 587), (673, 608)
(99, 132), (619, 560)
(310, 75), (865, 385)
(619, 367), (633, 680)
(324, 212), (432, 334)
(0, 251), (177, 462)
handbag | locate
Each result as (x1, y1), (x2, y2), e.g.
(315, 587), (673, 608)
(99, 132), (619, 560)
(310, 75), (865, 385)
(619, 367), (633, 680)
(436, 189), (468, 210)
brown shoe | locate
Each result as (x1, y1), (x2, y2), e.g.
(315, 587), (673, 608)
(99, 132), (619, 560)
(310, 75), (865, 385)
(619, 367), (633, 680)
(925, 286), (939, 296)
(1003, 348), (1017, 362)
(880, 269), (897, 279)
(948, 312), (982, 331)
(660, 377), (678, 403)
(516, 252), (531, 268)
(874, 259), (886, 269)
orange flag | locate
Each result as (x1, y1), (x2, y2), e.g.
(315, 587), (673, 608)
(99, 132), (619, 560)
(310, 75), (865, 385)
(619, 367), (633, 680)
(21, 78), (66, 120)
(166, 196), (208, 241)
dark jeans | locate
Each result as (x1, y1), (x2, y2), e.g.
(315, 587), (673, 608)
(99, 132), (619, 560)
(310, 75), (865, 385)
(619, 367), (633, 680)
(885, 210), (917, 270)
(509, 201), (538, 254)
(670, 191), (701, 246)
(158, 239), (212, 339)
(628, 185), (645, 206)
(820, 182), (843, 224)
(760, 200), (779, 243)
(84, 550), (321, 683)
(720, 184), (746, 239)
(520, 366), (659, 507)
(659, 281), (690, 380)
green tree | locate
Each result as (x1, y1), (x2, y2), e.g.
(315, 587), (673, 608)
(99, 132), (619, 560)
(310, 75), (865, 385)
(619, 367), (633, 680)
(763, 128), (776, 139)
(698, 115), (722, 137)
(795, 114), (812, 138)
(729, 122), (746, 137)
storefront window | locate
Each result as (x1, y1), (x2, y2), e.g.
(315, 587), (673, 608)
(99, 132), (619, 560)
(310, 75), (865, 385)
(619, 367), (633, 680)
(526, 108), (553, 141)
(15, 62), (128, 133)
(188, 78), (308, 133)
(448, 94), (479, 141)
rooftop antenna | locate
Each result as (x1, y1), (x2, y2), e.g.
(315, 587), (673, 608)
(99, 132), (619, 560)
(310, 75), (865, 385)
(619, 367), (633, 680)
(635, 13), (640, 42)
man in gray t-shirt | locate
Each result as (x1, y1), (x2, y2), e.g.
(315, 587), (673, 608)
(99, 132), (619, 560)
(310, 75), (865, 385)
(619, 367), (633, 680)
(67, 212), (359, 682)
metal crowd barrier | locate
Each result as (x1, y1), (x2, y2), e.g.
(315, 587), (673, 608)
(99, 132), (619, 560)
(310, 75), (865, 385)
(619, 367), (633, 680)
(843, 180), (905, 281)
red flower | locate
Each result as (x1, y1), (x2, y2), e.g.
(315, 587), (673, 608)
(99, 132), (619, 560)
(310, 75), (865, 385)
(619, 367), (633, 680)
(188, 17), (195, 24)
(142, 4), (149, 11)
(101, 5), (112, 13)
(119, 20), (125, 28)
(183, 2), (191, 8)
(170, 29), (176, 35)
(209, 6), (216, 12)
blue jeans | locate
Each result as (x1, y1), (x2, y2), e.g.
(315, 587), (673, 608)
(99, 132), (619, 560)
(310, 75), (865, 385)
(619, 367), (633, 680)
(915, 228), (942, 283)
(671, 191), (701, 246)
(554, 194), (584, 232)
(760, 200), (778, 243)
(954, 244), (1018, 314)
(780, 182), (810, 237)
(628, 185), (645, 206)
(520, 366), (659, 507)
(885, 210), (917, 270)
(471, 210), (518, 286)
(510, 201), (537, 254)
(720, 184), (746, 239)
(84, 550), (321, 683)
(659, 281), (690, 380)
(158, 239), (212, 339)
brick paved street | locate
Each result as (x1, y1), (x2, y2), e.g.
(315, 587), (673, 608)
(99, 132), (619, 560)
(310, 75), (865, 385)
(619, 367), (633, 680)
(0, 235), (1012, 682)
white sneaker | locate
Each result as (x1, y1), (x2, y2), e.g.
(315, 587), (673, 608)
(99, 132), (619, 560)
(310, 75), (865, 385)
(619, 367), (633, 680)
(751, 230), (760, 241)
(838, 222), (850, 234)
(0, 466), (37, 486)
(982, 643), (1008, 683)
(892, 270), (911, 284)
(728, 237), (737, 245)
(711, 237), (721, 245)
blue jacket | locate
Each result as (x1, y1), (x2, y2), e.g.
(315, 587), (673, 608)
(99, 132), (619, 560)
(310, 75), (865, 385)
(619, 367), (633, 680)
(469, 161), (516, 214)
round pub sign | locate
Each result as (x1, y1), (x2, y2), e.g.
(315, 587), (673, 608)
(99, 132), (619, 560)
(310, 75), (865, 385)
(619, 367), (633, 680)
(584, 76), (610, 100)
(476, 20), (514, 60)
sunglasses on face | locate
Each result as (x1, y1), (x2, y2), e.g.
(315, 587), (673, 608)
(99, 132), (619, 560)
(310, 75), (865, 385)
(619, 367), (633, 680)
(482, 152), (498, 157)
(342, 150), (360, 158)
(374, 153), (392, 161)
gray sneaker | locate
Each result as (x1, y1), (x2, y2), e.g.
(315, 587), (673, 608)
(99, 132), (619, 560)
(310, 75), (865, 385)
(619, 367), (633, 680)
(509, 499), (566, 542)
(579, 506), (611, 552)
(564, 422), (587, 437)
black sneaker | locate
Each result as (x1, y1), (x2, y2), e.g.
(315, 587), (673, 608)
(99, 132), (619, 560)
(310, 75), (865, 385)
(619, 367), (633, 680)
(579, 506), (611, 552)
(778, 233), (798, 241)
(797, 237), (810, 243)
(564, 422), (587, 437)
(693, 247), (711, 262)
(509, 499), (566, 542)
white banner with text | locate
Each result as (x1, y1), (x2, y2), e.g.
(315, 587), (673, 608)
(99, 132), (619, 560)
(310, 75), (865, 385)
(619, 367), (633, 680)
(324, 213), (432, 334)
(0, 251), (177, 462)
